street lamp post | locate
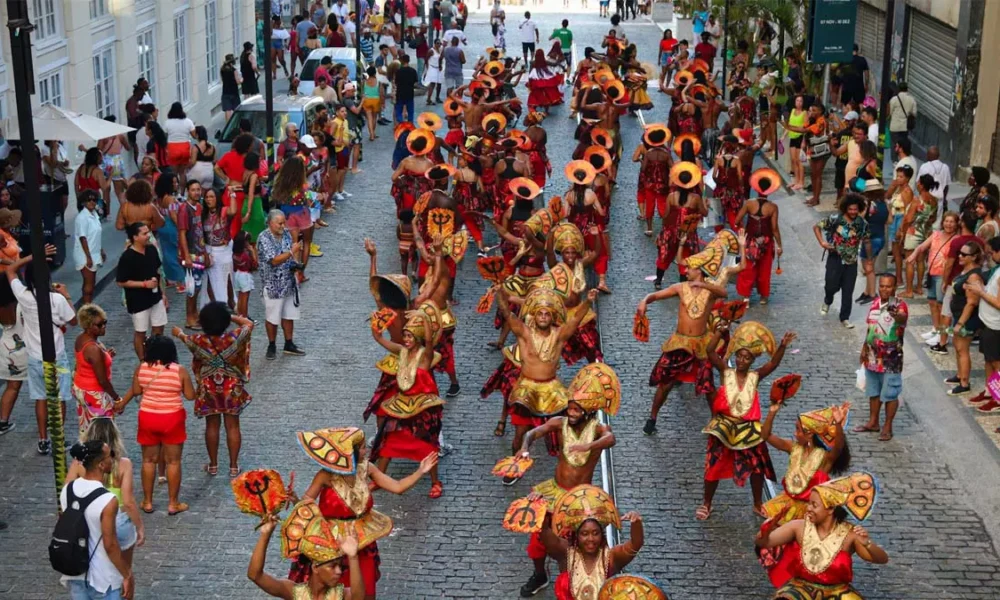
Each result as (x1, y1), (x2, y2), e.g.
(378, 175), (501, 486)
(5, 0), (66, 506)
(263, 0), (275, 176)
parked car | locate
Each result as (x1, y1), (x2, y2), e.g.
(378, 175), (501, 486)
(212, 94), (327, 156)
(298, 47), (369, 96)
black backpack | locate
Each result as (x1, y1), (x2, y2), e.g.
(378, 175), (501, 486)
(49, 481), (109, 576)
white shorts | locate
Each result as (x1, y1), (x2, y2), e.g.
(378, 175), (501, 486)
(263, 292), (299, 325)
(131, 299), (168, 333)
(233, 271), (255, 293)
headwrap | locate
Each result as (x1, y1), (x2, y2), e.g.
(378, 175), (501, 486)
(552, 222), (585, 255)
(404, 302), (442, 344)
(798, 402), (850, 450)
(296, 427), (366, 474)
(567, 363), (622, 416)
(725, 321), (776, 359)
(551, 484), (621, 538)
(521, 287), (567, 327)
(683, 244), (724, 277)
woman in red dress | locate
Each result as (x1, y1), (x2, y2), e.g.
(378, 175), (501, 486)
(290, 427), (438, 599)
(527, 49), (565, 112)
(390, 129), (436, 216)
(369, 304), (445, 498)
(713, 136), (746, 231)
(523, 112), (551, 189)
(756, 473), (888, 598)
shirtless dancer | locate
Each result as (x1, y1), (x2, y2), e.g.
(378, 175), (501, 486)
(638, 232), (747, 435)
(450, 86), (518, 137)
(413, 234), (462, 397)
(497, 286), (598, 454)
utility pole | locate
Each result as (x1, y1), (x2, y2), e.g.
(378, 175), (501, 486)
(5, 0), (65, 506)
(263, 0), (275, 176)
(877, 0), (896, 145)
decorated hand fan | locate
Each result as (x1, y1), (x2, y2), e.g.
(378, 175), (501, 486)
(502, 496), (548, 533)
(428, 207), (456, 239)
(759, 505), (790, 540)
(770, 374), (802, 405)
(713, 299), (748, 323)
(633, 310), (650, 343)
(413, 191), (433, 216)
(369, 308), (397, 334)
(477, 255), (513, 283)
(232, 469), (296, 527)
(492, 454), (535, 479)
(477, 287), (497, 314)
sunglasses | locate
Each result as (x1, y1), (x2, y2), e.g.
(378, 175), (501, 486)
(959, 251), (975, 257)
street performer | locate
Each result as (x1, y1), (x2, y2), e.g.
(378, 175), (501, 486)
(513, 362), (620, 597)
(413, 234), (462, 397)
(544, 223), (603, 365)
(638, 231), (747, 436)
(700, 321), (796, 520)
(497, 285), (598, 457)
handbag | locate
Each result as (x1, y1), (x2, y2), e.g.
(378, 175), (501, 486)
(808, 133), (831, 159)
(897, 95), (916, 131)
(924, 233), (955, 289)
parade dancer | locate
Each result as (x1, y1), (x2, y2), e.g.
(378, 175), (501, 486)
(565, 161), (610, 293)
(635, 124), (672, 236)
(497, 286), (598, 456)
(364, 240), (412, 427)
(756, 473), (888, 596)
(758, 402), (852, 586)
(736, 169), (783, 305)
(712, 136), (745, 231)
(544, 223), (603, 365)
(523, 112), (552, 189)
(653, 161), (705, 289)
(514, 363), (620, 596)
(370, 305), (446, 498)
(413, 236), (461, 397)
(638, 232), (747, 435)
(700, 322), (796, 520)
(289, 427), (439, 596)
(390, 129), (436, 216)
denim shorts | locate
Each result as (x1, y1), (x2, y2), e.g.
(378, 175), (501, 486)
(116, 511), (137, 550)
(886, 214), (904, 243)
(865, 368), (902, 401)
(926, 275), (943, 302)
(27, 354), (71, 401)
(861, 236), (885, 260)
(67, 580), (123, 600)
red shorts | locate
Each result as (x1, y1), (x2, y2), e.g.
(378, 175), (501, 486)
(137, 409), (187, 446)
(432, 19), (442, 30)
(639, 189), (667, 219)
(335, 148), (350, 170)
(166, 142), (191, 168)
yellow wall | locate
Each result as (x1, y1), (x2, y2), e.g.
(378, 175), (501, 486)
(970, 0), (1000, 168)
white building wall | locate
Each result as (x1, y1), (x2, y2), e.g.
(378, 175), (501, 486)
(0, 0), (255, 141)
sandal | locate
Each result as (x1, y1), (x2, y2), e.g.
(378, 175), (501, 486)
(494, 420), (506, 437)
(428, 481), (443, 499)
(878, 431), (893, 442)
(694, 504), (712, 521)
(597, 284), (612, 295)
(753, 506), (768, 519)
(852, 424), (879, 433)
(141, 503), (154, 514)
(157, 475), (167, 485)
(203, 463), (218, 476)
(229, 466), (241, 478)
(167, 502), (189, 516)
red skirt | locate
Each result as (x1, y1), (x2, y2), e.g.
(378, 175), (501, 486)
(554, 572), (572, 600)
(480, 357), (520, 402)
(704, 436), (776, 485)
(372, 406), (443, 461)
(648, 349), (715, 394)
(434, 328), (456, 374)
(528, 151), (547, 188)
(527, 74), (565, 110)
(444, 128), (465, 149)
(289, 544), (381, 593)
(561, 320), (603, 365)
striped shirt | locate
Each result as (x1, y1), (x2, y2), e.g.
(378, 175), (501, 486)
(137, 363), (184, 414)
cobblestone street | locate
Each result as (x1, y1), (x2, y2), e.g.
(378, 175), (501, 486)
(3, 11), (1000, 600)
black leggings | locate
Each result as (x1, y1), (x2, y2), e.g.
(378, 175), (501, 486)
(824, 253), (858, 321)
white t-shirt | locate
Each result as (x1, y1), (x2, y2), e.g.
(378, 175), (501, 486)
(982, 267), (1000, 330)
(917, 159), (951, 202)
(164, 118), (195, 144)
(11, 279), (75, 361)
(867, 122), (878, 145)
(331, 2), (349, 23)
(343, 20), (356, 44)
(273, 28), (291, 50)
(73, 207), (104, 271)
(442, 28), (467, 45)
(59, 479), (122, 593)
(519, 19), (538, 44)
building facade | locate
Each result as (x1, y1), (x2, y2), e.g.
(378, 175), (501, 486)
(0, 0), (257, 137)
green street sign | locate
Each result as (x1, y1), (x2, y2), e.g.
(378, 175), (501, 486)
(808, 0), (858, 64)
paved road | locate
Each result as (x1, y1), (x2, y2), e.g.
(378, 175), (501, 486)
(3, 11), (1000, 600)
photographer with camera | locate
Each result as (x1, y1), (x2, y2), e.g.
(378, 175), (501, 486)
(257, 210), (306, 360)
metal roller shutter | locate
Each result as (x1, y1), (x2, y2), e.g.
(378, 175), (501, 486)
(854, 3), (885, 64)
(906, 11), (957, 130)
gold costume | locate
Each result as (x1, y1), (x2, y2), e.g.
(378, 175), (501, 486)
(510, 376), (569, 417)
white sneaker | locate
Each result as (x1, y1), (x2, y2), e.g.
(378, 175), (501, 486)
(921, 329), (938, 339)
(341, 191), (353, 198)
(820, 304), (830, 315)
(334, 192), (345, 201)
(841, 320), (855, 329)
(925, 334), (942, 345)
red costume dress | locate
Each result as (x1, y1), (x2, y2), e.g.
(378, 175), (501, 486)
(758, 445), (832, 586)
(568, 194), (609, 276)
(524, 138), (550, 188)
(444, 126), (465, 150)
(736, 199), (776, 300)
(391, 170), (433, 216)
(494, 157), (521, 219)
(288, 470), (385, 593)
(453, 179), (484, 245)
(773, 521), (861, 599)
(655, 195), (701, 275)
(526, 68), (565, 111)
(703, 370), (776, 485)
(714, 155), (745, 231)
(639, 157), (670, 220)
(371, 350), (444, 462)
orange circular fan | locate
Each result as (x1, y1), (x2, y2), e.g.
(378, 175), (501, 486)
(232, 469), (295, 520)
(492, 454), (535, 479)
(502, 496), (549, 533)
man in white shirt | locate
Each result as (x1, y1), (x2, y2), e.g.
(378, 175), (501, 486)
(887, 82), (917, 147)
(60, 441), (132, 600)
(893, 138), (919, 194)
(343, 12), (357, 46)
(861, 106), (879, 145)
(518, 11), (539, 64)
(442, 26), (467, 46)
(916, 145), (951, 218)
(5, 252), (76, 455)
(331, 0), (349, 24)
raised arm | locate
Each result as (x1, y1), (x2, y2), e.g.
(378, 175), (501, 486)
(497, 286), (527, 338)
(609, 511), (644, 572)
(367, 453), (438, 494)
(756, 519), (802, 549)
(372, 325), (405, 354)
(365, 238), (378, 278)
(559, 289), (597, 341)
(761, 403), (792, 453)
(704, 325), (728, 372)
(757, 331), (796, 379)
(247, 516), (295, 600)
